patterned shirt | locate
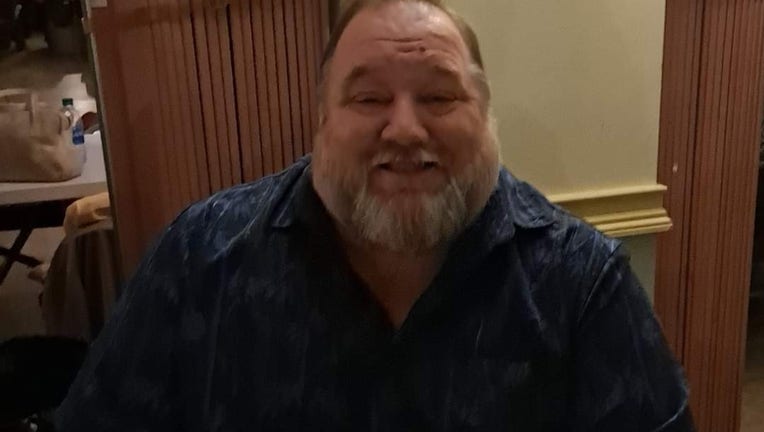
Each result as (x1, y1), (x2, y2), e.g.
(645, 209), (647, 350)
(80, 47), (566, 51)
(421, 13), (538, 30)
(57, 157), (693, 431)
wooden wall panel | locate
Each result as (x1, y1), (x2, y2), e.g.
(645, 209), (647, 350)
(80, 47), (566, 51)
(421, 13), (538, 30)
(305, 0), (320, 145)
(178, 0), (211, 199)
(252, 0), (275, 175)
(295, 0), (313, 155)
(263, 0), (286, 172)
(655, 0), (703, 358)
(656, 0), (764, 430)
(217, 3), (243, 187)
(274, 0), (295, 168)
(190, 0), (223, 192)
(203, 2), (234, 188)
(230, 0), (257, 181)
(147, 0), (182, 213)
(285, 0), (304, 161)
(92, 0), (329, 272)
(90, 1), (176, 269)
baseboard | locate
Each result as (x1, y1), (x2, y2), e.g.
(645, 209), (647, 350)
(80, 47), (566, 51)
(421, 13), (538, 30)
(546, 184), (672, 238)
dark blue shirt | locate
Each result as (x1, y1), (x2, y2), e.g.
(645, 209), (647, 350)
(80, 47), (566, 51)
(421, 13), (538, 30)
(57, 158), (692, 431)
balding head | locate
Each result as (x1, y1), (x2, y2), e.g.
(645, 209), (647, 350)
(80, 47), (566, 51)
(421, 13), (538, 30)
(319, 0), (490, 111)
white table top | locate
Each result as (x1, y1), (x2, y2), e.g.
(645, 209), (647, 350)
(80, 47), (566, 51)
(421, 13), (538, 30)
(0, 133), (108, 206)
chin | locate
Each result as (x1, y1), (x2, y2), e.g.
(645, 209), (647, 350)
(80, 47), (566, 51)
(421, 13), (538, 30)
(350, 179), (469, 252)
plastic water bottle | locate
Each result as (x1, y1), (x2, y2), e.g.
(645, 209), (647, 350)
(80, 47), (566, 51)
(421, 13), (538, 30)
(62, 98), (85, 145)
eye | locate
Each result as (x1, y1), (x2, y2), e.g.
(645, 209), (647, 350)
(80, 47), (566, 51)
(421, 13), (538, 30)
(352, 93), (390, 105)
(420, 93), (457, 105)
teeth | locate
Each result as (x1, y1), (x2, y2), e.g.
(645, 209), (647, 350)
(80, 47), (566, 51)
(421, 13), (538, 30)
(377, 161), (437, 172)
(372, 150), (439, 172)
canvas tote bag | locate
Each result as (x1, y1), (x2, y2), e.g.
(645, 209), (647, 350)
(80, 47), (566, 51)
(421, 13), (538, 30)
(0, 88), (86, 182)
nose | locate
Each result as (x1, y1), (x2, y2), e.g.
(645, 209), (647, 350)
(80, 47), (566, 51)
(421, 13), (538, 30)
(380, 96), (429, 146)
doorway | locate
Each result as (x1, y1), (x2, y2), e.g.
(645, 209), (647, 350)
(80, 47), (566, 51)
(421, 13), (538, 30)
(741, 115), (764, 431)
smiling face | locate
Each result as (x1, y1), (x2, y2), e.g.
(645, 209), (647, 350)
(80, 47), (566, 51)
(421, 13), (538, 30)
(312, 0), (500, 252)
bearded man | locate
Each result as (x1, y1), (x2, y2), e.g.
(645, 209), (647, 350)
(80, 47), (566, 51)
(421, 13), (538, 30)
(57, 0), (693, 430)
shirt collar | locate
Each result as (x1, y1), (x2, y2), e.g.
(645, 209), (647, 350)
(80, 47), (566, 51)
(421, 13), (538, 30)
(271, 159), (557, 243)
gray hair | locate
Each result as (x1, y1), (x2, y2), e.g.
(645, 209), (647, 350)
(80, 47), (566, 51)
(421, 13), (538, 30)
(317, 0), (491, 119)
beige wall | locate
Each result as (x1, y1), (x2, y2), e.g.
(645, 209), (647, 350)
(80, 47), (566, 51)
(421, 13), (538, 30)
(446, 0), (665, 295)
(622, 236), (656, 300)
(448, 0), (666, 196)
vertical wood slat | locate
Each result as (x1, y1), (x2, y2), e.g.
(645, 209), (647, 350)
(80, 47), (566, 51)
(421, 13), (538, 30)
(310, 0), (325, 138)
(168, 0), (203, 202)
(178, 0), (211, 198)
(723, 1), (759, 426)
(656, 0), (764, 430)
(305, 0), (319, 144)
(695, 1), (733, 427)
(726, 2), (762, 426)
(217, 4), (242, 185)
(656, 0), (705, 360)
(90, 4), (147, 270)
(203, 2), (233, 188)
(157, 0), (193, 208)
(252, 0), (275, 175)
(274, 0), (294, 168)
(284, 0), (304, 161)
(190, 0), (222, 192)
(684, 1), (719, 425)
(229, 0), (255, 181)
(295, 0), (314, 154)
(709, 0), (742, 426)
(263, 0), (285, 172)
(728, 1), (764, 428)
(146, 0), (182, 215)
(240, 0), (265, 181)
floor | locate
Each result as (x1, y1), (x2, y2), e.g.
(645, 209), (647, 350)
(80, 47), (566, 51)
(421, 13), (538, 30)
(0, 34), (95, 340)
(742, 295), (764, 432)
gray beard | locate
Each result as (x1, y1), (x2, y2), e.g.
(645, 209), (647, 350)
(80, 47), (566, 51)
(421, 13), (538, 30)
(350, 175), (469, 252)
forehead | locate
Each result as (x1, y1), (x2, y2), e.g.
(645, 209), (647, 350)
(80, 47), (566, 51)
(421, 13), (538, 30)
(331, 2), (471, 77)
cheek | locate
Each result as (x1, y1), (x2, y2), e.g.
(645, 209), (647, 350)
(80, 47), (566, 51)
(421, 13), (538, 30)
(429, 114), (488, 170)
(323, 112), (381, 161)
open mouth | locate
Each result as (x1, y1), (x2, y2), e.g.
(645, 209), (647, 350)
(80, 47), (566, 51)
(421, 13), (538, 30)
(377, 161), (439, 172)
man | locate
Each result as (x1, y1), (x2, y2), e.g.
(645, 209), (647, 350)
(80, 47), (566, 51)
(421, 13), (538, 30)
(57, 0), (693, 430)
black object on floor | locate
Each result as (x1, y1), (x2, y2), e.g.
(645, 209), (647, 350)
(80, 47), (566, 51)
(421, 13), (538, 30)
(0, 336), (88, 425)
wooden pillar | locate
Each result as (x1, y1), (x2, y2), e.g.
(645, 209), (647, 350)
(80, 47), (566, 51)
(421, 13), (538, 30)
(655, 0), (764, 430)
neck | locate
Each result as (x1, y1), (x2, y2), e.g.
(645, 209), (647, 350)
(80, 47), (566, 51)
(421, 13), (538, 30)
(339, 227), (448, 329)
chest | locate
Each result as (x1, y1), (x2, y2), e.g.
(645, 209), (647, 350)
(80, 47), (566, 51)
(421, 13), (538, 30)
(185, 235), (575, 430)
(195, 287), (571, 431)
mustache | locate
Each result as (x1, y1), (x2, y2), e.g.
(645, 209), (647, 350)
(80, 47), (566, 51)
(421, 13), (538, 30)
(369, 148), (441, 167)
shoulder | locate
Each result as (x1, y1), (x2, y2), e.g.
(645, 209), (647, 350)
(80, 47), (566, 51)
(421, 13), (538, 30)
(124, 158), (310, 311)
(165, 158), (309, 250)
(132, 158), (309, 289)
(501, 170), (624, 291)
(505, 171), (620, 254)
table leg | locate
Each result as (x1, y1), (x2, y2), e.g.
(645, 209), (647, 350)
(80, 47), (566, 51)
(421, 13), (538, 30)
(0, 228), (38, 285)
(0, 246), (41, 267)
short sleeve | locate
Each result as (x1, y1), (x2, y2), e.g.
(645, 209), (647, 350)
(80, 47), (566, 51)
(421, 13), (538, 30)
(571, 247), (694, 431)
(55, 213), (195, 432)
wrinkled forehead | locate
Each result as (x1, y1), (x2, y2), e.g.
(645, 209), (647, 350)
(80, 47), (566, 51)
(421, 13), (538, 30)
(330, 2), (472, 80)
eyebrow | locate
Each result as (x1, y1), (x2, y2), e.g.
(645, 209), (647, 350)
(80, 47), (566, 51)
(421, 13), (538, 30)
(340, 63), (464, 96)
(340, 66), (374, 96)
(426, 64), (462, 83)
